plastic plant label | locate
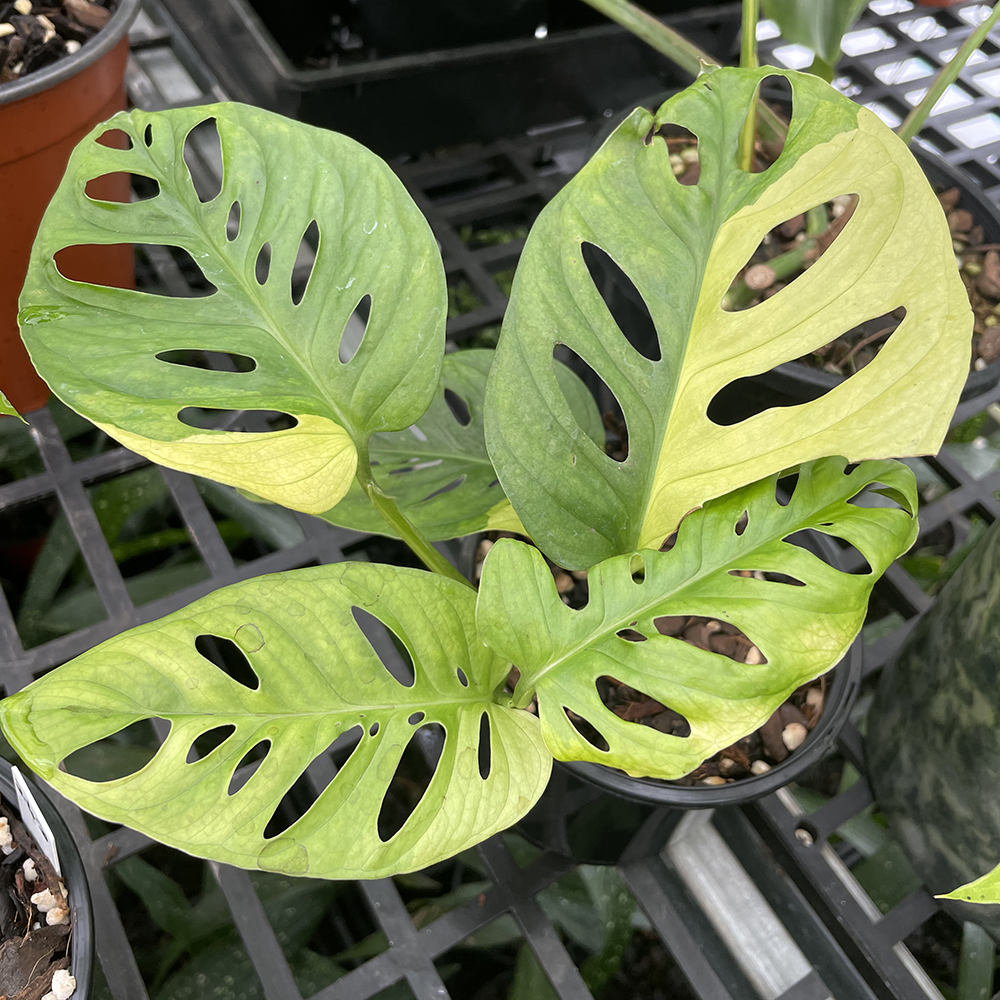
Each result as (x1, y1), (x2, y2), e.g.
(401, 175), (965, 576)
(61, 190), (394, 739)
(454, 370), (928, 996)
(13, 766), (60, 877)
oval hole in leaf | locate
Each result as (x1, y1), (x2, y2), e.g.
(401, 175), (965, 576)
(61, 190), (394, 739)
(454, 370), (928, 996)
(776, 472), (799, 506)
(340, 294), (371, 363)
(369, 721), (380, 737)
(563, 707), (609, 752)
(848, 481), (914, 515)
(186, 724), (237, 763)
(420, 476), (465, 503)
(97, 128), (132, 151)
(156, 350), (257, 373)
(478, 712), (491, 779)
(194, 634), (260, 690)
(143, 123), (153, 147)
(616, 627), (647, 642)
(783, 529), (873, 575)
(581, 242), (660, 362)
(183, 117), (223, 204)
(553, 344), (627, 460)
(226, 201), (241, 242)
(727, 568), (806, 586)
(654, 615), (767, 665)
(735, 510), (749, 535)
(228, 739), (271, 796)
(377, 723), (444, 842)
(291, 220), (319, 305)
(599, 676), (691, 737)
(444, 388), (472, 426)
(722, 194), (858, 314)
(740, 75), (792, 173)
(61, 718), (162, 781)
(408, 711), (425, 725)
(177, 408), (297, 433)
(255, 242), (272, 285)
(630, 553), (645, 583)
(351, 606), (415, 687)
(85, 172), (158, 203)
(651, 122), (700, 187)
(264, 726), (364, 838)
(456, 667), (469, 687)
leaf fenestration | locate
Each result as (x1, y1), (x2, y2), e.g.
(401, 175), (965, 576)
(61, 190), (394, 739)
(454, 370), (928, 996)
(19, 103), (447, 515)
(1, 564), (551, 879)
(476, 457), (918, 779)
(486, 67), (970, 569)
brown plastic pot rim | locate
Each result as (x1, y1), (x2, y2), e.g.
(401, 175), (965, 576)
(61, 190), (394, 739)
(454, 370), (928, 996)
(0, 0), (141, 106)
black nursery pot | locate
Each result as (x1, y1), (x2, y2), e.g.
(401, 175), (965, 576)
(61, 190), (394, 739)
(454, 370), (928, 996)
(462, 533), (862, 865)
(0, 760), (94, 997)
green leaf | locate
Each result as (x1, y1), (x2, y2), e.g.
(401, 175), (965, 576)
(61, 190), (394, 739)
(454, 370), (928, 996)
(20, 102), (446, 515)
(1, 563), (551, 878)
(0, 389), (24, 422)
(958, 921), (995, 1000)
(486, 67), (970, 569)
(509, 944), (559, 1000)
(322, 350), (602, 540)
(761, 0), (867, 68)
(941, 864), (1000, 905)
(477, 457), (918, 778)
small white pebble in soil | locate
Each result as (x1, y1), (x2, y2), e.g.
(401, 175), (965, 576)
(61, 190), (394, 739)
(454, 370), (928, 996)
(669, 154), (684, 176)
(47, 969), (77, 1000)
(65, 39), (81, 53)
(679, 146), (699, 165)
(30, 888), (59, 913)
(782, 722), (808, 751)
(744, 645), (765, 665)
(750, 759), (771, 775)
(45, 905), (69, 926)
(805, 687), (824, 715)
(0, 23), (14, 37)
(554, 572), (574, 594)
(13, 0), (31, 12)
(570, 569), (588, 581)
(744, 264), (776, 291)
(986, 315), (999, 329)
(830, 195), (853, 217)
(976, 357), (988, 370)
(22, 859), (37, 881)
(0, 817), (12, 854)
(35, 12), (53, 29)
(700, 775), (726, 786)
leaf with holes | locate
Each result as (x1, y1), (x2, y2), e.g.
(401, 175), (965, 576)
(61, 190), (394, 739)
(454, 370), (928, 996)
(476, 457), (918, 779)
(19, 103), (446, 514)
(939, 865), (1000, 905)
(0, 564), (551, 878)
(321, 350), (603, 540)
(486, 66), (970, 570)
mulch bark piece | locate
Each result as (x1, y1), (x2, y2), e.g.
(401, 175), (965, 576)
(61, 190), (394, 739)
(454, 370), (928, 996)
(0, 0), (116, 84)
(0, 802), (74, 1000)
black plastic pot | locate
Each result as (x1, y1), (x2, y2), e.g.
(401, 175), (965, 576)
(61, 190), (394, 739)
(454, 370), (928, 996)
(866, 515), (1000, 941)
(461, 532), (862, 864)
(158, 0), (741, 157)
(0, 760), (94, 997)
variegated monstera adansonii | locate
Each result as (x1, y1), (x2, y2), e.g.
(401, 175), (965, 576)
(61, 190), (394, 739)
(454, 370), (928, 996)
(1, 66), (967, 877)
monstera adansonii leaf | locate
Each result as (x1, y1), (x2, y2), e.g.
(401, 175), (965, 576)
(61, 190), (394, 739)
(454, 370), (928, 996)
(485, 66), (971, 570)
(19, 103), (446, 514)
(476, 457), (918, 779)
(0, 389), (20, 420)
(0, 564), (551, 879)
(322, 349), (603, 540)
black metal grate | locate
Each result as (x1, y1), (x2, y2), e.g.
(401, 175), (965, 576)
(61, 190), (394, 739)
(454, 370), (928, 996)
(3, 3), (1000, 999)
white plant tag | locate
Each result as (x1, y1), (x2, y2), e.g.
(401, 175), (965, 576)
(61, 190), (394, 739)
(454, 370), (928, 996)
(12, 767), (60, 877)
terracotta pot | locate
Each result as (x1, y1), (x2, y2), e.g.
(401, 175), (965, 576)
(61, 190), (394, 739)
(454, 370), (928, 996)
(0, 0), (139, 415)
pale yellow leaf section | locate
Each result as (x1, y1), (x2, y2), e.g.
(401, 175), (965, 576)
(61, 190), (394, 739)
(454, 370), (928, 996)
(639, 110), (971, 548)
(484, 499), (526, 535)
(94, 413), (357, 515)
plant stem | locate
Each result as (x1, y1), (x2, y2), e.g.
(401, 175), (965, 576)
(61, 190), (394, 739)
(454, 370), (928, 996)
(738, 0), (760, 172)
(356, 444), (474, 590)
(897, 1), (1000, 145)
(576, 0), (788, 146)
(723, 237), (818, 310)
(577, 0), (720, 76)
